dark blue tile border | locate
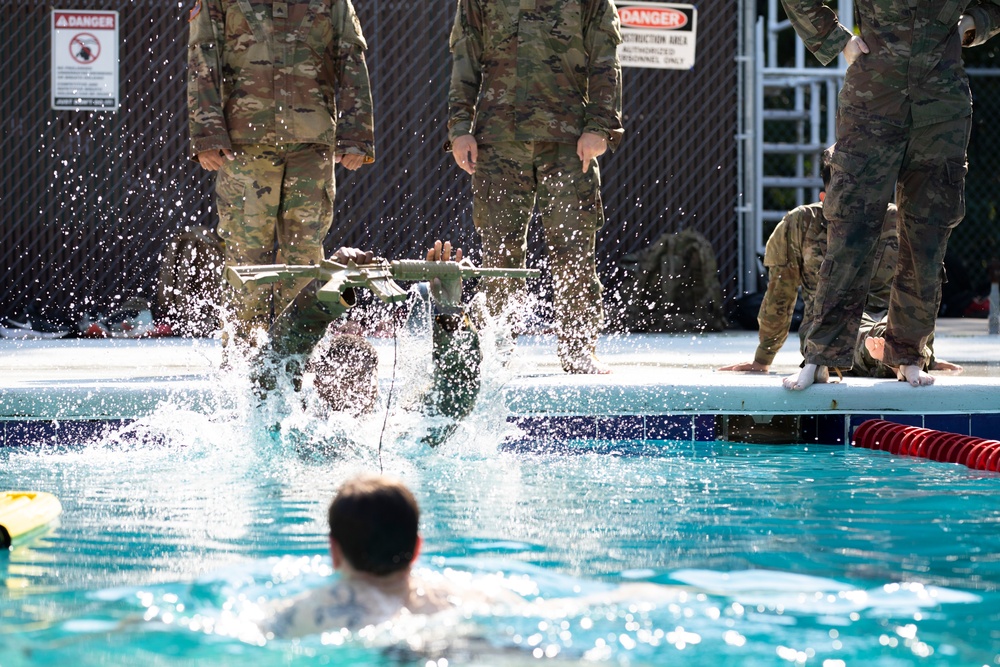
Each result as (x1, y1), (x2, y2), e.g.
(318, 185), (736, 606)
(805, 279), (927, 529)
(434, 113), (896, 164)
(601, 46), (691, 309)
(597, 415), (644, 441)
(693, 415), (715, 441)
(800, 415), (846, 445)
(923, 414), (970, 436)
(646, 415), (692, 441)
(2, 420), (131, 447)
(5, 412), (1000, 449)
(971, 414), (1000, 440)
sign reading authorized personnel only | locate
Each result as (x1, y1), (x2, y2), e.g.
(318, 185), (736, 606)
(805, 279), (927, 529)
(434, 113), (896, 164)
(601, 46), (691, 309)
(616, 2), (697, 70)
(51, 10), (119, 110)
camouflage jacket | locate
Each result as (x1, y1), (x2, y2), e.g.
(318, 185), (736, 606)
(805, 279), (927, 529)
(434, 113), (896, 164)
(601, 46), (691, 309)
(780, 0), (1000, 127)
(447, 0), (624, 148)
(188, 0), (374, 159)
(754, 202), (898, 367)
(260, 279), (480, 426)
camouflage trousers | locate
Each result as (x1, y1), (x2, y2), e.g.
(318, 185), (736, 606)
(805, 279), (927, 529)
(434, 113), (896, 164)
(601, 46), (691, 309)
(216, 143), (335, 337)
(471, 141), (605, 351)
(804, 111), (970, 368)
(851, 312), (934, 378)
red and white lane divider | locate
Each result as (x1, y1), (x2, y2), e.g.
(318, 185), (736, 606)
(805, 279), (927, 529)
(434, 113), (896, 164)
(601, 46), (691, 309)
(852, 419), (1000, 472)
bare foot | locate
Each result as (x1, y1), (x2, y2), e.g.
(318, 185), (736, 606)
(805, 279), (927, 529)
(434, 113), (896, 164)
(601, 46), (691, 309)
(865, 336), (886, 361)
(897, 364), (935, 386)
(931, 359), (963, 374)
(782, 363), (829, 390)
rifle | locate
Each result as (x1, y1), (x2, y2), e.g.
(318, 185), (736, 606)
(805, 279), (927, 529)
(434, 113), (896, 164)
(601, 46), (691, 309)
(224, 258), (540, 304)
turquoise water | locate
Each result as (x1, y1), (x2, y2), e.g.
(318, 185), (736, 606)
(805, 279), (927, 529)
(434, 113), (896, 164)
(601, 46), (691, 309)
(1, 406), (999, 665)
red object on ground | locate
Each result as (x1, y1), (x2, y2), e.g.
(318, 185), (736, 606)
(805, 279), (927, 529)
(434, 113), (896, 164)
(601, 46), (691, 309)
(852, 419), (1000, 472)
(81, 322), (110, 338)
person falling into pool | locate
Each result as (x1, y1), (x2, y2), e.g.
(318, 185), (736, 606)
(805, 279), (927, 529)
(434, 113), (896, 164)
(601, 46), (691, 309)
(261, 474), (520, 638)
(253, 241), (481, 443)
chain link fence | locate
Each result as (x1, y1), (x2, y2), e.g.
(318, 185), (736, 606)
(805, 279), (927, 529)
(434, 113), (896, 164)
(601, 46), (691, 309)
(0, 0), (739, 330)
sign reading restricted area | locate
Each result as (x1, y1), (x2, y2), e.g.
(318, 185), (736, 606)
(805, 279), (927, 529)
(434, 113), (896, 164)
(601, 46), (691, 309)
(51, 10), (119, 110)
(616, 2), (697, 70)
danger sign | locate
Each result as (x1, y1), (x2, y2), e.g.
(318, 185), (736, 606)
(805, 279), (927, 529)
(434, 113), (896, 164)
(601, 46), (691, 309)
(51, 10), (119, 110)
(616, 2), (698, 70)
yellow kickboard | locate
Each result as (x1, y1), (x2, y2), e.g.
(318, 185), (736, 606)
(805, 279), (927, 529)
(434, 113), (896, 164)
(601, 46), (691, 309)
(0, 491), (62, 548)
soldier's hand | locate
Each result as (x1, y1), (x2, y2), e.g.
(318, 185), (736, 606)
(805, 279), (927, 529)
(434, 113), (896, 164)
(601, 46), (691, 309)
(197, 149), (235, 171)
(843, 35), (869, 66)
(577, 132), (607, 173)
(718, 361), (770, 373)
(331, 247), (374, 265)
(451, 135), (477, 175)
(336, 153), (367, 171)
(427, 240), (464, 311)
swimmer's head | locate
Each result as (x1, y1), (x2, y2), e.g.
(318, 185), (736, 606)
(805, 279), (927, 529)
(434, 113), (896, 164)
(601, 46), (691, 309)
(309, 334), (379, 416)
(328, 474), (420, 576)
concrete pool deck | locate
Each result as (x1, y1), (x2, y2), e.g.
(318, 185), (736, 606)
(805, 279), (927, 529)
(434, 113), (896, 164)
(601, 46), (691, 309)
(2, 318), (999, 446)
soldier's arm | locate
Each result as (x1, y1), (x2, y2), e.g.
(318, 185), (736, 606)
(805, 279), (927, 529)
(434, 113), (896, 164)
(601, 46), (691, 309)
(331, 0), (375, 162)
(252, 279), (355, 394)
(962, 3), (1000, 46)
(427, 242), (481, 423)
(447, 0), (485, 142)
(754, 216), (803, 367)
(778, 0), (853, 66)
(187, 0), (232, 158)
(582, 0), (624, 151)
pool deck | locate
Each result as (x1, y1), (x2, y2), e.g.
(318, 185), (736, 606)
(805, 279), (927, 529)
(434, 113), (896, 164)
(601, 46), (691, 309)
(2, 318), (999, 446)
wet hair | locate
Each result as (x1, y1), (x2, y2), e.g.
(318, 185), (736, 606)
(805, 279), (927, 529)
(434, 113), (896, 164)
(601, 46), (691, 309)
(309, 334), (379, 415)
(328, 475), (420, 576)
(821, 146), (834, 192)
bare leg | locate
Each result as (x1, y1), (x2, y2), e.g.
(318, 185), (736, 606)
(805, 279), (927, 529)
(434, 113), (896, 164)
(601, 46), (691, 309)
(783, 363), (829, 390)
(897, 364), (935, 387)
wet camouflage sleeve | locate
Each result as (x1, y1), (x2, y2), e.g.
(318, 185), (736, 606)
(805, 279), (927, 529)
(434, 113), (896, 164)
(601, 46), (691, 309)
(253, 279), (352, 392)
(754, 213), (806, 367)
(430, 313), (481, 421)
(188, 0), (231, 156)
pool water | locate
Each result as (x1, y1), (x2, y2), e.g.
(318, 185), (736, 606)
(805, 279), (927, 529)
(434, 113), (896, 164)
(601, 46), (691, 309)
(2, 391), (998, 667)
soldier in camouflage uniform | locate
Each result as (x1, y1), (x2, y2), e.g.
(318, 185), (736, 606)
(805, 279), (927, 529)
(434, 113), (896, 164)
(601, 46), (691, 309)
(256, 242), (482, 441)
(779, 0), (1000, 389)
(447, 0), (624, 374)
(188, 0), (375, 341)
(720, 200), (896, 374)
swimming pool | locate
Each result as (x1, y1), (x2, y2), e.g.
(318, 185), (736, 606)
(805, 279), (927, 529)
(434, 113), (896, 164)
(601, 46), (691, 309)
(2, 393), (998, 666)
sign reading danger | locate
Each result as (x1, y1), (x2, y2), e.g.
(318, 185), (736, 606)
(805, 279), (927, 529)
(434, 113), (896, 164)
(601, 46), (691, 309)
(51, 10), (119, 110)
(615, 2), (697, 70)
